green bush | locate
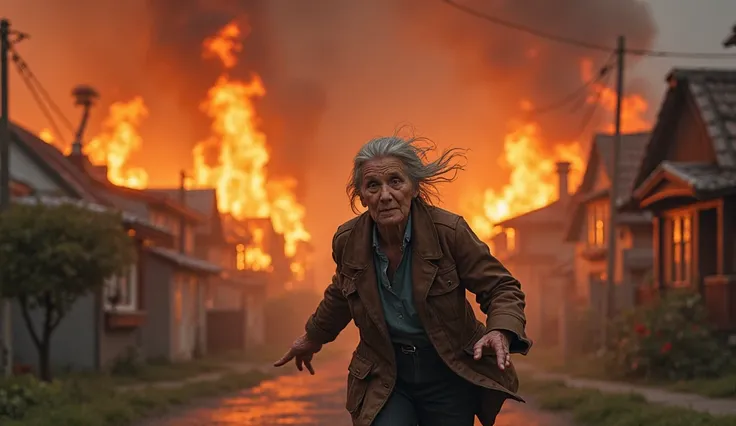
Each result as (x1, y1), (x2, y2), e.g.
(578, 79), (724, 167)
(0, 376), (63, 420)
(605, 289), (732, 381)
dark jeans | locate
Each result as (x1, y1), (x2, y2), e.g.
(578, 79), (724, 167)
(372, 343), (495, 426)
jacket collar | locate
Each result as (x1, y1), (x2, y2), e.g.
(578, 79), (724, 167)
(343, 199), (442, 270)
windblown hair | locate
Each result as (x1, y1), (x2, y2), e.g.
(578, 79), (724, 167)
(347, 130), (467, 213)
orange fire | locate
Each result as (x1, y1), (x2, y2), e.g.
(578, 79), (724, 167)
(467, 59), (651, 241)
(194, 21), (311, 277)
(85, 97), (150, 189)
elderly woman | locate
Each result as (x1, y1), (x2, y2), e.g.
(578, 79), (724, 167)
(275, 135), (532, 426)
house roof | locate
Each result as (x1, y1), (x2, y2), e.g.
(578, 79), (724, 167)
(633, 68), (736, 196)
(10, 123), (103, 202)
(145, 188), (217, 224)
(14, 195), (172, 236)
(145, 188), (226, 242)
(496, 198), (570, 228)
(92, 180), (205, 224)
(145, 189), (215, 216)
(146, 246), (222, 275)
(594, 133), (651, 203)
(564, 132), (651, 242)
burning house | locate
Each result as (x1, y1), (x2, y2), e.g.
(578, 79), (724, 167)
(488, 162), (575, 347)
(147, 188), (269, 352)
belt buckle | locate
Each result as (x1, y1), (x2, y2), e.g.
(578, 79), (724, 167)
(400, 344), (416, 355)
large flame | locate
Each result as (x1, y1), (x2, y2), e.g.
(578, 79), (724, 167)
(37, 99), (149, 190)
(85, 97), (150, 189)
(194, 21), (311, 276)
(467, 59), (652, 241)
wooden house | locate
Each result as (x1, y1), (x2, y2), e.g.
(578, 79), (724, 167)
(631, 68), (736, 330)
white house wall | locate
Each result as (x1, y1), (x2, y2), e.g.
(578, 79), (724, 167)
(8, 141), (65, 194)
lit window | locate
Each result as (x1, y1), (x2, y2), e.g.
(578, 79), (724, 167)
(505, 228), (516, 252)
(587, 202), (608, 247)
(236, 243), (246, 270)
(670, 214), (692, 284)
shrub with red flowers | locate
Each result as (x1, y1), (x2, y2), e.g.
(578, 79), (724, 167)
(604, 288), (732, 381)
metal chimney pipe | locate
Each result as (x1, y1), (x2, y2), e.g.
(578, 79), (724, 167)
(555, 161), (571, 200)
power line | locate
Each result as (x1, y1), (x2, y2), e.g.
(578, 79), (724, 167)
(524, 51), (616, 117)
(9, 47), (76, 136)
(10, 50), (70, 146)
(442, 0), (736, 60)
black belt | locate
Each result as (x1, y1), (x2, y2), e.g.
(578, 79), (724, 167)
(393, 342), (433, 355)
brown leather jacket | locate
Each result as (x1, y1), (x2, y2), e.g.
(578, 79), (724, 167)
(305, 200), (532, 425)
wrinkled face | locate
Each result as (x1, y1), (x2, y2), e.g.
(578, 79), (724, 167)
(359, 157), (417, 227)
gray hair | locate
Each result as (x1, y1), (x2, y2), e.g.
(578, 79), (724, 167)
(347, 132), (467, 213)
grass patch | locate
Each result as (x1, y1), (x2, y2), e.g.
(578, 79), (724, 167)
(1, 369), (269, 426)
(522, 347), (736, 399)
(521, 376), (736, 426)
(60, 357), (228, 387)
(666, 374), (736, 399)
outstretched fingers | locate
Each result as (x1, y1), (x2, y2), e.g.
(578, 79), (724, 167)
(273, 349), (296, 367)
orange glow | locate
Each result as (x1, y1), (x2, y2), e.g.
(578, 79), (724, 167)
(194, 21), (310, 277)
(38, 128), (70, 154)
(38, 128), (54, 144)
(466, 58), (651, 242)
(85, 97), (149, 189)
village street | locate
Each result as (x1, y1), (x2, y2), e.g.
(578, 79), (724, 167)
(144, 355), (571, 426)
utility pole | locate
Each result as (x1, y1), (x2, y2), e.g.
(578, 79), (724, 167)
(602, 35), (625, 349)
(179, 170), (188, 254)
(0, 18), (11, 377)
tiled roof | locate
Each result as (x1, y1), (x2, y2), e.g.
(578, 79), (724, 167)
(496, 198), (571, 228)
(661, 161), (736, 195)
(146, 246), (222, 275)
(669, 69), (736, 168)
(633, 68), (736, 195)
(13, 195), (171, 235)
(563, 132), (651, 242)
(594, 132), (651, 204)
(10, 123), (103, 202)
(146, 188), (217, 218)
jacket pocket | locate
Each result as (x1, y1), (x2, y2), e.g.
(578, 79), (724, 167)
(427, 266), (463, 320)
(462, 326), (517, 393)
(345, 352), (374, 415)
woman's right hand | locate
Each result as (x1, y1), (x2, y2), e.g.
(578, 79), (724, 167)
(273, 333), (323, 375)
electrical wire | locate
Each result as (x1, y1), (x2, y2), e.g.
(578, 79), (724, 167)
(10, 51), (70, 146)
(442, 0), (736, 60)
(9, 47), (77, 136)
(523, 51), (616, 117)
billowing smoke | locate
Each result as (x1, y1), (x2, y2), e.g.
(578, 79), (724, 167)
(141, 0), (657, 284)
(395, 0), (657, 142)
(143, 0), (656, 182)
(144, 0), (329, 193)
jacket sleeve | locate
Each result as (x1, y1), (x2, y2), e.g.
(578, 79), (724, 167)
(304, 232), (352, 345)
(453, 217), (532, 355)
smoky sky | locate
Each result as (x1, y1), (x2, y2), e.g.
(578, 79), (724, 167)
(144, 0), (656, 183)
(395, 0), (657, 142)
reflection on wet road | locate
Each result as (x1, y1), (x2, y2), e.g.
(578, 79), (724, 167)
(149, 357), (569, 425)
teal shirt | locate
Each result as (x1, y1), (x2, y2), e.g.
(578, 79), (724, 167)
(372, 215), (428, 345)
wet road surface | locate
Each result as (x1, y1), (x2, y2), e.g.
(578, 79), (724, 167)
(148, 357), (570, 426)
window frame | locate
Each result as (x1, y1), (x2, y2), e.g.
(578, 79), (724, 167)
(103, 263), (138, 312)
(586, 201), (609, 247)
(667, 213), (692, 287)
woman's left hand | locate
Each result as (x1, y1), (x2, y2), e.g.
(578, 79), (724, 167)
(473, 330), (512, 370)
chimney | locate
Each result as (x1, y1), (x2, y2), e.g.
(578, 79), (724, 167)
(556, 161), (571, 200)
